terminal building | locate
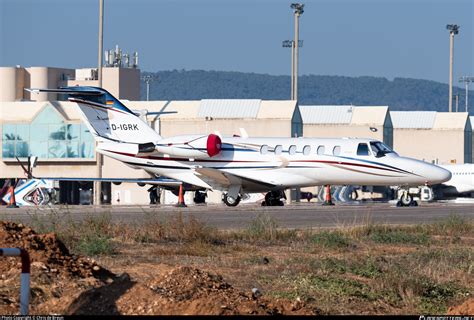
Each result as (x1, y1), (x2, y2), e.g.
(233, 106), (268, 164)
(1, 62), (472, 205)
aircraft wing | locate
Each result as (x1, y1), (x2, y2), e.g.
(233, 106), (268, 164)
(195, 167), (278, 190)
(35, 177), (181, 186)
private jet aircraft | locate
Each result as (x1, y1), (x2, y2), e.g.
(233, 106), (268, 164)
(433, 164), (474, 199)
(27, 87), (451, 207)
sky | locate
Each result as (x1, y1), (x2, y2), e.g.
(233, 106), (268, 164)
(0, 0), (472, 84)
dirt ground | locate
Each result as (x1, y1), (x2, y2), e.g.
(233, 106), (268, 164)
(1, 219), (472, 315)
(447, 298), (474, 315)
(0, 221), (315, 315)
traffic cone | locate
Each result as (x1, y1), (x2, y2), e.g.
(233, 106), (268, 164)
(175, 184), (187, 207)
(322, 184), (334, 206)
(7, 180), (19, 208)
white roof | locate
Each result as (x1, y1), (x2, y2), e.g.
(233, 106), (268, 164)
(299, 105), (353, 124)
(391, 111), (468, 130)
(300, 105), (388, 125)
(391, 111), (437, 129)
(198, 99), (261, 119)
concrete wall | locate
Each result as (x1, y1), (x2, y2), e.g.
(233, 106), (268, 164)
(28, 67), (74, 101)
(0, 67), (25, 101)
(0, 66), (137, 102)
(393, 129), (465, 164)
(160, 119), (293, 138)
(303, 124), (385, 141)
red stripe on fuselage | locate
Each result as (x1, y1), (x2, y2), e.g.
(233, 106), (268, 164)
(102, 149), (408, 174)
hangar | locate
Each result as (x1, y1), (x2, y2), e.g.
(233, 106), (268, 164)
(299, 105), (393, 147)
(391, 111), (472, 164)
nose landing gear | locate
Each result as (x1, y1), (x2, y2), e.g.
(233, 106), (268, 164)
(396, 190), (418, 207)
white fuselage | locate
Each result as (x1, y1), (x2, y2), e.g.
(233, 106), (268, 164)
(438, 164), (474, 195)
(97, 136), (451, 193)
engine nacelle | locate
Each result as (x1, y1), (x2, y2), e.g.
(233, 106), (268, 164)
(156, 134), (222, 159)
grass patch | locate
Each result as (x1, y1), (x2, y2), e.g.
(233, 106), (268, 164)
(310, 231), (353, 249)
(310, 256), (384, 278)
(369, 229), (430, 245)
(77, 234), (114, 256)
(113, 212), (220, 245)
(27, 208), (115, 255)
(276, 273), (378, 302)
(423, 214), (473, 237)
(309, 276), (379, 301)
(348, 257), (384, 279)
(235, 213), (298, 242)
(356, 224), (431, 245)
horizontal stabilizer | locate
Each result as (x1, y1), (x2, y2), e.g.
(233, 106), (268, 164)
(25, 88), (103, 96)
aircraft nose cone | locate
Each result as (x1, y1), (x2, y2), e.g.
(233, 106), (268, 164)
(427, 165), (452, 184)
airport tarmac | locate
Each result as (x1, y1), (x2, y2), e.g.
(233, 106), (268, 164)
(0, 202), (473, 229)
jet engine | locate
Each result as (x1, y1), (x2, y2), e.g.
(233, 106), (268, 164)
(155, 134), (222, 159)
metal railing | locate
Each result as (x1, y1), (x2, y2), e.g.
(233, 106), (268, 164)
(0, 248), (30, 315)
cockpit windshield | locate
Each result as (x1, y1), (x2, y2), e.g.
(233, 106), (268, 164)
(370, 141), (395, 157)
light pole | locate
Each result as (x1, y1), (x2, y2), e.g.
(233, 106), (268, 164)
(282, 40), (303, 100)
(291, 3), (304, 101)
(446, 24), (459, 113)
(459, 76), (474, 112)
(282, 40), (295, 100)
(142, 75), (154, 101)
(94, 0), (105, 206)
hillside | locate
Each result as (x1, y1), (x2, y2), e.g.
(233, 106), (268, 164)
(140, 70), (472, 112)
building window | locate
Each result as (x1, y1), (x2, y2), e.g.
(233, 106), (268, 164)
(303, 145), (311, 155)
(333, 146), (341, 156)
(357, 143), (370, 156)
(289, 145), (297, 155)
(2, 104), (95, 160)
(260, 145), (269, 155)
(274, 145), (282, 155)
(317, 145), (325, 155)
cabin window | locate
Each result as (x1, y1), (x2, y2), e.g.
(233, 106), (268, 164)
(370, 141), (394, 157)
(274, 145), (282, 155)
(260, 145), (269, 155)
(357, 143), (370, 156)
(317, 145), (325, 155)
(289, 145), (297, 155)
(333, 146), (341, 156)
(303, 145), (311, 156)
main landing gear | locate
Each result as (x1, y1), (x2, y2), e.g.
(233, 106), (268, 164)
(396, 189), (418, 207)
(261, 191), (285, 207)
(222, 193), (241, 207)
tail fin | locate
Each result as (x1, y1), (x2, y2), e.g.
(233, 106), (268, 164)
(27, 86), (161, 144)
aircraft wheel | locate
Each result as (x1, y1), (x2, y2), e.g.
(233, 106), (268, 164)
(223, 193), (241, 207)
(350, 190), (359, 201)
(399, 193), (412, 207)
(264, 191), (284, 206)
